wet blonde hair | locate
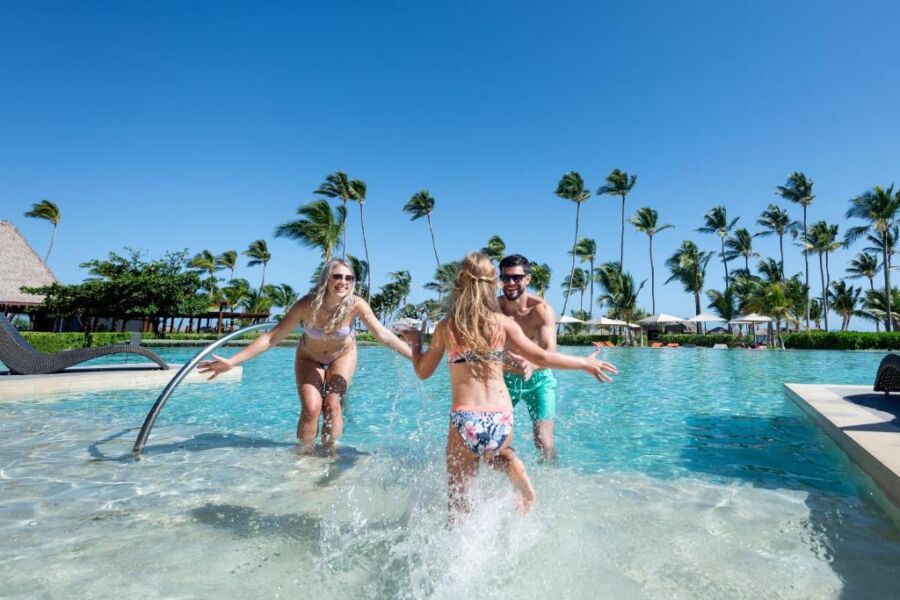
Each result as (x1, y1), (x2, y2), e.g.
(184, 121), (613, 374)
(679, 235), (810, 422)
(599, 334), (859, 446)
(309, 259), (357, 333)
(446, 252), (502, 356)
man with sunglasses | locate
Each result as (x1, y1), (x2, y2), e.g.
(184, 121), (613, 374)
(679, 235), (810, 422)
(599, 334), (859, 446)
(498, 254), (559, 460)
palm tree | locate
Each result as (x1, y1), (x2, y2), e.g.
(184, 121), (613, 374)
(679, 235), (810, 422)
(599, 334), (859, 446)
(595, 262), (645, 343)
(223, 278), (251, 328)
(275, 199), (346, 262)
(757, 258), (783, 284)
(846, 252), (881, 331)
(745, 283), (793, 349)
(388, 270), (412, 309)
(756, 204), (799, 282)
(189, 250), (221, 278)
(243, 240), (272, 288)
(345, 255), (369, 298)
(24, 200), (61, 262)
(863, 225), (898, 274)
(783, 275), (810, 331)
(528, 263), (552, 298)
(827, 280), (861, 331)
(571, 238), (597, 317)
(267, 283), (299, 313)
(724, 228), (760, 272)
(629, 207), (674, 314)
(697, 206), (739, 287)
(481, 235), (506, 263)
(314, 171), (355, 257)
(777, 172), (815, 327)
(555, 171), (591, 324)
(562, 268), (589, 313)
(862, 287), (900, 331)
(665, 241), (713, 315)
(598, 169), (637, 268)
(809, 298), (823, 329)
(241, 288), (274, 321)
(706, 287), (740, 323)
(403, 189), (441, 269)
(216, 250), (238, 281)
(845, 184), (900, 332)
(424, 262), (459, 303)
(803, 220), (840, 331)
(348, 178), (372, 299)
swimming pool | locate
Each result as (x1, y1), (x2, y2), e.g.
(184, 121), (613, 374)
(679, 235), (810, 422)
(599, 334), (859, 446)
(2, 347), (899, 598)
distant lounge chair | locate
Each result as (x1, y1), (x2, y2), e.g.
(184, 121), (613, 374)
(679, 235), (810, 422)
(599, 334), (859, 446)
(873, 353), (900, 396)
(0, 315), (168, 375)
(666, 343), (680, 348)
(712, 343), (728, 350)
(650, 342), (663, 348)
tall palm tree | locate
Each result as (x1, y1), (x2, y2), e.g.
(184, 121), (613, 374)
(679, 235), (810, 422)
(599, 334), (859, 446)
(757, 258), (783, 284)
(388, 270), (412, 308)
(745, 283), (793, 349)
(862, 287), (900, 331)
(403, 189), (441, 270)
(345, 255), (369, 298)
(697, 206), (739, 286)
(223, 278), (251, 327)
(528, 263), (552, 298)
(562, 268), (589, 313)
(189, 250), (221, 278)
(216, 250), (238, 281)
(846, 252), (881, 331)
(555, 171), (591, 324)
(723, 228), (760, 272)
(275, 199), (346, 262)
(803, 220), (840, 331)
(756, 204), (799, 282)
(665, 241), (713, 315)
(481, 235), (506, 263)
(777, 172), (815, 328)
(809, 298), (823, 330)
(571, 238), (597, 317)
(863, 225), (898, 274)
(424, 262), (459, 302)
(598, 169), (637, 268)
(314, 171), (355, 257)
(783, 275), (810, 331)
(595, 262), (645, 343)
(23, 200), (61, 262)
(630, 207), (673, 314)
(348, 178), (371, 299)
(243, 239), (272, 288)
(845, 184), (900, 332)
(827, 280), (861, 332)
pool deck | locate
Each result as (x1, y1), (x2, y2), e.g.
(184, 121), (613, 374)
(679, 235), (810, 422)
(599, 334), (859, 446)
(0, 363), (242, 400)
(785, 383), (900, 517)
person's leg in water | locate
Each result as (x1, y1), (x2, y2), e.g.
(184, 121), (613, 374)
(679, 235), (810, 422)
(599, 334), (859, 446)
(489, 435), (536, 514)
(320, 346), (357, 448)
(445, 423), (480, 526)
(295, 353), (326, 452)
(523, 370), (558, 461)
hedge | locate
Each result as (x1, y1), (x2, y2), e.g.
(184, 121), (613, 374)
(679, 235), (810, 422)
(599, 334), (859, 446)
(782, 331), (900, 350)
(557, 334), (621, 346)
(657, 334), (752, 348)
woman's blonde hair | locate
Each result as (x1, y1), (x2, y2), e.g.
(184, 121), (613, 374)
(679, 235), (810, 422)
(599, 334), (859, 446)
(309, 259), (357, 333)
(446, 252), (502, 356)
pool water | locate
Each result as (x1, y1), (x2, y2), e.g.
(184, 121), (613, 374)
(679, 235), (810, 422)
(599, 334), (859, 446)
(1, 347), (899, 598)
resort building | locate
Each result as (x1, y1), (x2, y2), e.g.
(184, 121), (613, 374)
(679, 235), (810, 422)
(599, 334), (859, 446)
(0, 220), (57, 317)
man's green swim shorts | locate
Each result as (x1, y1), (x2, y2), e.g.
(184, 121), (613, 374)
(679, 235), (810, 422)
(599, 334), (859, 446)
(503, 369), (557, 421)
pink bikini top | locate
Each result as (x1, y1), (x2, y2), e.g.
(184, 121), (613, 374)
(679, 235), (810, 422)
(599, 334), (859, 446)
(304, 325), (355, 342)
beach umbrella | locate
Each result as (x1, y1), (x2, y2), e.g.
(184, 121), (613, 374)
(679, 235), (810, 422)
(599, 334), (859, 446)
(637, 313), (683, 326)
(687, 312), (725, 335)
(557, 315), (585, 324)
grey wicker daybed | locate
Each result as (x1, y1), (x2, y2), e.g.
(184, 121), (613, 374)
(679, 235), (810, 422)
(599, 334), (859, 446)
(0, 315), (168, 375)
(873, 353), (900, 396)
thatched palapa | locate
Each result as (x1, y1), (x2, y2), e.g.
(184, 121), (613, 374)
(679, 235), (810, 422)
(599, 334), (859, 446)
(0, 220), (58, 308)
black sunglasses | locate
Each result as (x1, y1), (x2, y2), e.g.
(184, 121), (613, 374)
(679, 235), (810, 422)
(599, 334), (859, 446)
(331, 273), (356, 282)
(499, 273), (527, 283)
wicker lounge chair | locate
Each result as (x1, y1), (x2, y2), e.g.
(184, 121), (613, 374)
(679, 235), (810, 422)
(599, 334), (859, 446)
(0, 315), (168, 375)
(873, 353), (900, 396)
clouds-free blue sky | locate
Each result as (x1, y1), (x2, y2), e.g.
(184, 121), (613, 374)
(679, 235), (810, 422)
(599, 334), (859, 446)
(2, 1), (898, 325)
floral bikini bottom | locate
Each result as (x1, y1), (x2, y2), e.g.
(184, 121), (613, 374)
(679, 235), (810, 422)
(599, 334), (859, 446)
(450, 410), (514, 455)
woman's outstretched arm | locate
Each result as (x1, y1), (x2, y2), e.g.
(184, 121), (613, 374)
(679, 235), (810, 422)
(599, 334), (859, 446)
(400, 320), (445, 379)
(355, 299), (413, 359)
(198, 298), (307, 379)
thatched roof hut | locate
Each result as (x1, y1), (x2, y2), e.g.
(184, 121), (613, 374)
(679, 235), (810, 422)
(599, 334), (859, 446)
(0, 220), (58, 308)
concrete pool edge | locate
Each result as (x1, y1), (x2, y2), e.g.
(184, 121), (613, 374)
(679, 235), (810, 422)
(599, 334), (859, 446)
(784, 383), (900, 523)
(0, 363), (243, 400)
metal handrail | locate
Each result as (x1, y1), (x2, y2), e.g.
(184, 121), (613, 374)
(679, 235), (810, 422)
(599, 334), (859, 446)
(132, 321), (279, 456)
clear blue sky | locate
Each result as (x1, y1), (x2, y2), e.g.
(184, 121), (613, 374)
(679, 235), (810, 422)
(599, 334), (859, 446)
(2, 1), (899, 326)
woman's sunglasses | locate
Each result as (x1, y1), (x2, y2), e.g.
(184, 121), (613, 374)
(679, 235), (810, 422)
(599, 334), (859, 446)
(331, 273), (356, 283)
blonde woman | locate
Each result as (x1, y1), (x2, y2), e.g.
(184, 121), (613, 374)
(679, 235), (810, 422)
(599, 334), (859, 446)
(400, 253), (617, 517)
(199, 259), (412, 446)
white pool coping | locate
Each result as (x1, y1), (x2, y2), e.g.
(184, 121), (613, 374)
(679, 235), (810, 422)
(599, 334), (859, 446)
(784, 383), (900, 520)
(0, 363), (242, 400)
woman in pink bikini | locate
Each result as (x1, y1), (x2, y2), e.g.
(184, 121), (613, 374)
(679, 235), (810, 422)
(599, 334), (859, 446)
(199, 259), (412, 447)
(400, 252), (617, 518)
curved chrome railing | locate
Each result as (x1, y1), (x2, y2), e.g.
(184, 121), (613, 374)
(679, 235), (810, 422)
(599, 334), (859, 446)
(132, 321), (278, 456)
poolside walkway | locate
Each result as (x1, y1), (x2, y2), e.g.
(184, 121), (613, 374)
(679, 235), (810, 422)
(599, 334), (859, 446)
(785, 383), (900, 520)
(0, 363), (242, 400)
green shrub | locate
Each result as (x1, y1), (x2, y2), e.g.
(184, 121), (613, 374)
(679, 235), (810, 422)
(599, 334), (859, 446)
(657, 334), (751, 348)
(557, 334), (621, 346)
(782, 331), (900, 350)
(21, 332), (89, 352)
